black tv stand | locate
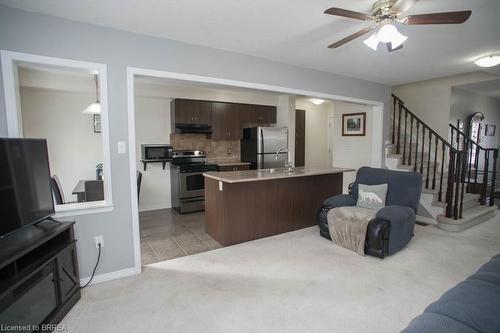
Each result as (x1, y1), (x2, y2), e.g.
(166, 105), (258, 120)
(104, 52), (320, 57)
(0, 219), (80, 332)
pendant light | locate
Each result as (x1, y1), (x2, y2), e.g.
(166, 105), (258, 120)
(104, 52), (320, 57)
(82, 74), (101, 114)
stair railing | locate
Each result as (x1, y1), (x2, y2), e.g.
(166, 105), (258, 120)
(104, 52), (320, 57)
(392, 94), (471, 219)
(449, 124), (498, 207)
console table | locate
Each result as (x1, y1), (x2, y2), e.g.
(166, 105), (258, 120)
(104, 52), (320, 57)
(0, 220), (80, 332)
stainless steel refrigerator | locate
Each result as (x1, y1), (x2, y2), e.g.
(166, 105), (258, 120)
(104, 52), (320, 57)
(241, 127), (289, 169)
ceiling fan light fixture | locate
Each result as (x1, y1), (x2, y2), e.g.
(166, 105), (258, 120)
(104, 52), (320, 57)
(474, 55), (500, 68)
(363, 33), (380, 51)
(390, 33), (408, 49)
(377, 23), (399, 43)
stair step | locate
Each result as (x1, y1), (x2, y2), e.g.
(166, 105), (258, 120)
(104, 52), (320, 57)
(436, 205), (496, 232)
(431, 193), (481, 210)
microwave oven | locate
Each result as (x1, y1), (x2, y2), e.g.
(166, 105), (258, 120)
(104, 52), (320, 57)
(141, 144), (174, 161)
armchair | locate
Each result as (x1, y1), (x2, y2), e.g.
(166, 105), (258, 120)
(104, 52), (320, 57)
(317, 167), (422, 258)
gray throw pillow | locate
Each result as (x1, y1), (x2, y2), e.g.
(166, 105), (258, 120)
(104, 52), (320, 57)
(356, 183), (388, 211)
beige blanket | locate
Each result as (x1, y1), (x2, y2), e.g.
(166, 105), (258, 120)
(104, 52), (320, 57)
(327, 206), (376, 256)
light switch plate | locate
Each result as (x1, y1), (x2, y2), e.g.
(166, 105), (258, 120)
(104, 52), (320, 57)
(117, 141), (127, 154)
(218, 181), (223, 191)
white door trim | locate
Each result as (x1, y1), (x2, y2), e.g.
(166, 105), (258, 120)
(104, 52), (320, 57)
(126, 66), (385, 272)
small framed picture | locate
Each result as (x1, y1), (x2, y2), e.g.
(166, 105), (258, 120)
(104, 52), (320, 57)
(485, 124), (496, 136)
(342, 112), (366, 136)
(93, 114), (101, 133)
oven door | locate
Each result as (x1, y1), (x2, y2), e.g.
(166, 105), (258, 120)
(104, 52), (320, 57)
(179, 172), (205, 198)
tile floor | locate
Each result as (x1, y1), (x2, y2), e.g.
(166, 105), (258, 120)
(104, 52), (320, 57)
(139, 209), (222, 265)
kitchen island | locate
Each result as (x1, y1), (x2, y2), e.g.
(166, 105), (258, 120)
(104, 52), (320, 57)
(203, 167), (354, 246)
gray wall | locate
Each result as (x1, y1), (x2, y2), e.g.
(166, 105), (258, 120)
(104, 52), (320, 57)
(0, 5), (391, 278)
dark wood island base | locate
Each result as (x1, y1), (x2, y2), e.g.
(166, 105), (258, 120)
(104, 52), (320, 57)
(204, 170), (348, 246)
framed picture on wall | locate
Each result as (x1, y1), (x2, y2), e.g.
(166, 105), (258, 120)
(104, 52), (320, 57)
(93, 114), (101, 133)
(342, 112), (366, 136)
(485, 124), (496, 136)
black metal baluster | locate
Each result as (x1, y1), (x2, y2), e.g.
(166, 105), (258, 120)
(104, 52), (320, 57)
(392, 97), (396, 144)
(420, 127), (425, 175)
(446, 150), (456, 218)
(426, 131), (431, 188)
(432, 137), (438, 189)
(408, 116), (414, 165)
(414, 122), (420, 172)
(439, 143), (445, 202)
(482, 150), (490, 205)
(459, 151), (467, 219)
(453, 152), (462, 219)
(403, 111), (408, 163)
(396, 103), (402, 154)
(474, 146), (480, 187)
(490, 149), (498, 207)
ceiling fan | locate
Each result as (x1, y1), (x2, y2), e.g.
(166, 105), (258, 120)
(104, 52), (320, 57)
(324, 0), (472, 52)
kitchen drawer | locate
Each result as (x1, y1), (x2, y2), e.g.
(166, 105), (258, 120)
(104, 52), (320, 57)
(218, 164), (250, 172)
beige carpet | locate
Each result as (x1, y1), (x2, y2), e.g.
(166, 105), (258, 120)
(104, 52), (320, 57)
(62, 214), (500, 333)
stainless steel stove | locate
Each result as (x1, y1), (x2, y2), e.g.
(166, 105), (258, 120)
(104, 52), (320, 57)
(170, 150), (218, 214)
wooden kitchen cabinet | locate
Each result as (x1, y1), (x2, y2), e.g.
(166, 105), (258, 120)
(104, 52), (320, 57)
(241, 104), (277, 124)
(171, 99), (212, 125)
(218, 164), (251, 172)
(211, 102), (241, 140)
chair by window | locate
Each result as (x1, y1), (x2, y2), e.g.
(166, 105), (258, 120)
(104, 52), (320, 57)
(137, 171), (142, 202)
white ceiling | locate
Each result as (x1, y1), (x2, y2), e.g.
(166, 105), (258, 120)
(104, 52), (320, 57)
(2, 0), (500, 86)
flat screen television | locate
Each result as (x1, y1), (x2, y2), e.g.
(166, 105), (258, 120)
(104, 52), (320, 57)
(0, 138), (55, 238)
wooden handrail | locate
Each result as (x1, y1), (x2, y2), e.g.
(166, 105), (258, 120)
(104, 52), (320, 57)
(392, 94), (455, 151)
(391, 94), (498, 217)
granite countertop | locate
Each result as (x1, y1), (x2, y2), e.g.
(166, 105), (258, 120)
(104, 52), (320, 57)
(203, 167), (355, 183)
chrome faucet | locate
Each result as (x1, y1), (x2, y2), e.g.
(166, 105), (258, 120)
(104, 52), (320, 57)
(275, 146), (293, 169)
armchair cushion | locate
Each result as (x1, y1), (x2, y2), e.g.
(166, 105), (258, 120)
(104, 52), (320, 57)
(375, 205), (416, 255)
(322, 194), (356, 208)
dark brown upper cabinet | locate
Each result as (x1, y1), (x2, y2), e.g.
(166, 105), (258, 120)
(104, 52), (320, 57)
(171, 99), (212, 125)
(211, 102), (242, 140)
(241, 104), (277, 125)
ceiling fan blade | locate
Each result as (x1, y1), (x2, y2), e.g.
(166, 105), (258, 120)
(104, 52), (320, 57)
(328, 27), (373, 49)
(387, 43), (403, 52)
(403, 11), (472, 25)
(391, 0), (420, 14)
(324, 7), (374, 21)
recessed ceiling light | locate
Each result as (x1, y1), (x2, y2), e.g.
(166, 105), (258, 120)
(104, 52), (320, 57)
(310, 98), (325, 105)
(474, 55), (500, 68)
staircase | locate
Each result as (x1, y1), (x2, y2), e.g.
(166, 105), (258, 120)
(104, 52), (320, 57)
(385, 94), (498, 231)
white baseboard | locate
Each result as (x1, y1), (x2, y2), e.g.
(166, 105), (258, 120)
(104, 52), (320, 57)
(80, 266), (138, 286)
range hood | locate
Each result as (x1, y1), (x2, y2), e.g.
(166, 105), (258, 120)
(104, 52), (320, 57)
(174, 123), (212, 134)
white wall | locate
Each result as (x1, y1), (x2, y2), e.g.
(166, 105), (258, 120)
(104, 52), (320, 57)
(134, 96), (172, 211)
(393, 72), (498, 138)
(20, 87), (103, 201)
(295, 99), (332, 167)
(331, 101), (373, 193)
(134, 81), (282, 212)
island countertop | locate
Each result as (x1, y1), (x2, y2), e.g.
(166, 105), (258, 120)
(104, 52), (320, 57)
(203, 167), (355, 184)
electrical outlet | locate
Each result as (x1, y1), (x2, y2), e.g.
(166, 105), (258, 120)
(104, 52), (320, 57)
(227, 147), (232, 155)
(94, 235), (104, 248)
